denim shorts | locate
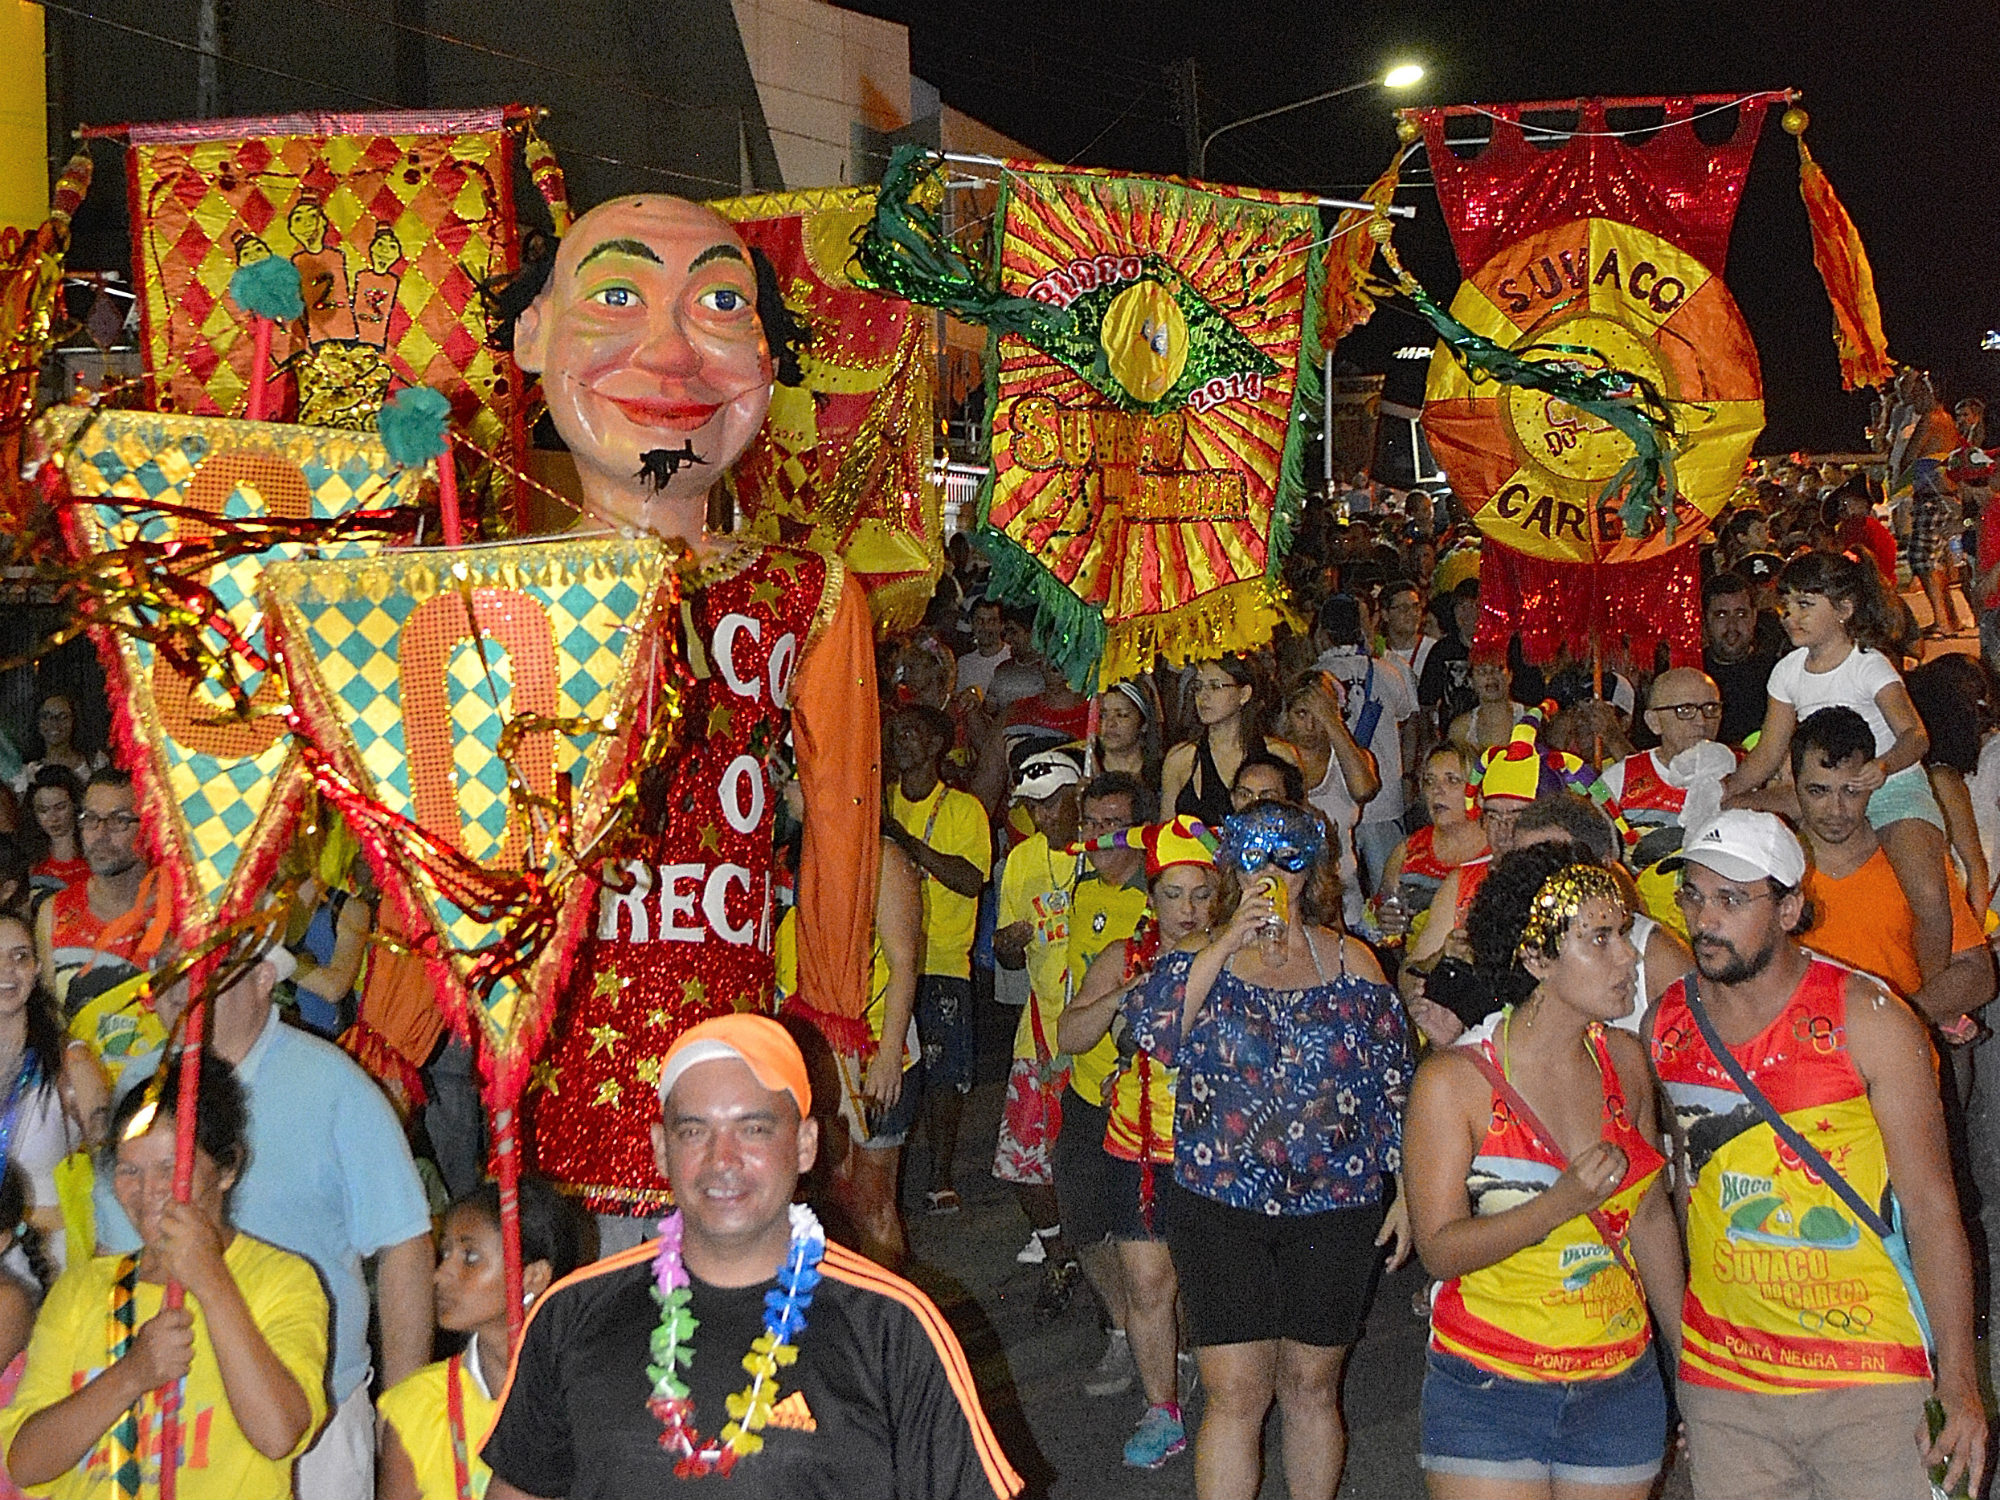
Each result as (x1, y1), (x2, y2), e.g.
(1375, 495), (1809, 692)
(1418, 1347), (1667, 1486)
(915, 975), (976, 1093)
(1867, 763), (1945, 833)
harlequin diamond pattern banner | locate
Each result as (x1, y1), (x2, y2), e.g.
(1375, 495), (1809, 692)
(981, 165), (1323, 687)
(44, 405), (424, 931)
(713, 185), (942, 635)
(262, 537), (676, 1085)
(123, 108), (526, 472)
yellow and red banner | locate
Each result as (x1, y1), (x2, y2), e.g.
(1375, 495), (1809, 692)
(982, 165), (1323, 686)
(712, 185), (942, 635)
(1411, 96), (1775, 665)
(112, 108), (541, 519)
(40, 405), (424, 931)
(262, 537), (678, 1098)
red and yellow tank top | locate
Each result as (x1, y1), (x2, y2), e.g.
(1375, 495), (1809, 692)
(1650, 960), (1932, 1394)
(1428, 1018), (1664, 1382)
(1104, 921), (1173, 1163)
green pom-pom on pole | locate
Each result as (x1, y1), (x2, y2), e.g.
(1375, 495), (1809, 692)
(378, 386), (463, 545)
(226, 257), (303, 423)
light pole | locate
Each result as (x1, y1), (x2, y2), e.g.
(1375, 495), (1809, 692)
(1197, 62), (1425, 177)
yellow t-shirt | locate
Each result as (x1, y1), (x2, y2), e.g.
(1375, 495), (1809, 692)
(998, 834), (1081, 1064)
(0, 1234), (330, 1498)
(1064, 875), (1150, 1106)
(67, 975), (168, 1093)
(378, 1347), (499, 1500)
(773, 908), (914, 1068)
(889, 784), (991, 980)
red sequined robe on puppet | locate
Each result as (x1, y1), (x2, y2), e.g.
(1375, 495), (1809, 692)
(532, 542), (879, 1212)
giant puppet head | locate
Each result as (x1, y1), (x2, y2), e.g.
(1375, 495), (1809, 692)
(511, 195), (803, 542)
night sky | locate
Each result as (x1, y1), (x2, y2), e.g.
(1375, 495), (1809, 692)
(852, 0), (2000, 455)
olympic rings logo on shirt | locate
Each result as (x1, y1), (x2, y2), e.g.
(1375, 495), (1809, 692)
(1791, 1013), (1845, 1055)
(1796, 1303), (1875, 1336)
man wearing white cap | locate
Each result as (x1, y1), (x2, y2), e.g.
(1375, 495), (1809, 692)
(1647, 810), (1984, 1499)
(991, 747), (1084, 1282)
(485, 1015), (1022, 1499)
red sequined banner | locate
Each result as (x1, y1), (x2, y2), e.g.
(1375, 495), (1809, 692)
(1412, 95), (1774, 279)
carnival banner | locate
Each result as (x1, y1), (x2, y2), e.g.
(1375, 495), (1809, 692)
(712, 185), (943, 634)
(980, 165), (1324, 686)
(0, 152), (90, 543)
(262, 536), (678, 1097)
(110, 108), (548, 521)
(1412, 96), (1775, 665)
(40, 405), (425, 931)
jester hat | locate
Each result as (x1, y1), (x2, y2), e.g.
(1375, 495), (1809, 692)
(1073, 814), (1220, 879)
(1471, 705), (1641, 856)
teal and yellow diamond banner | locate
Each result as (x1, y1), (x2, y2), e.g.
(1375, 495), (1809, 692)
(261, 537), (676, 1082)
(44, 406), (423, 931)
(980, 165), (1324, 686)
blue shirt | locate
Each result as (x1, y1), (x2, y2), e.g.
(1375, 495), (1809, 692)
(1132, 945), (1410, 1216)
(99, 1009), (432, 1401)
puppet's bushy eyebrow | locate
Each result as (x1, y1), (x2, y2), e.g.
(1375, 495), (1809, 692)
(688, 243), (750, 273)
(577, 238), (666, 270)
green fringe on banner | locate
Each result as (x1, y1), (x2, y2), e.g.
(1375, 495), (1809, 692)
(1400, 282), (1682, 537)
(1269, 231), (1327, 581)
(853, 144), (1077, 349)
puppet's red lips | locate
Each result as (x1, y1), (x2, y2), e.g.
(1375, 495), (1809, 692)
(605, 396), (722, 428)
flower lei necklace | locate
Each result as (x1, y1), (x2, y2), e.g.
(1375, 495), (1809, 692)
(646, 1202), (825, 1476)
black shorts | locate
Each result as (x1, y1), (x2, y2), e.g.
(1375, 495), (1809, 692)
(1165, 1181), (1387, 1348)
(1051, 1092), (1170, 1244)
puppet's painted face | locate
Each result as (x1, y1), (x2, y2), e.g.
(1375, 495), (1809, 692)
(514, 196), (773, 535)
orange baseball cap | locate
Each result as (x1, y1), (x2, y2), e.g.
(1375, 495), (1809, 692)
(657, 1015), (811, 1117)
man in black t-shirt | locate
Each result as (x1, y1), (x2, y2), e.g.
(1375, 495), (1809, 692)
(485, 1015), (1021, 1500)
(1701, 571), (1782, 746)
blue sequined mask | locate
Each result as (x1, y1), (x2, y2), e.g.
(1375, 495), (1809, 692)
(1219, 801), (1324, 874)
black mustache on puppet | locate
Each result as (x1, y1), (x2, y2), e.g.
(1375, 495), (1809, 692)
(637, 443), (705, 490)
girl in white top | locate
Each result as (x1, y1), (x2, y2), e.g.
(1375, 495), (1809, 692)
(1723, 550), (1955, 985)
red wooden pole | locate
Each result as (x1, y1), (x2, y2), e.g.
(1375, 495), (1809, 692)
(154, 991), (207, 1500)
(246, 318), (274, 423)
(492, 1096), (526, 1345)
(437, 441), (464, 549)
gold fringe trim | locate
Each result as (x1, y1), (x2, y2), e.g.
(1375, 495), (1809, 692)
(1100, 578), (1303, 687)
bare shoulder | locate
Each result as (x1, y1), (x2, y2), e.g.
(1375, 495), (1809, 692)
(1163, 740), (1196, 773)
(1335, 929), (1388, 984)
(1600, 1026), (1656, 1096)
(1841, 967), (1929, 1053)
(1267, 737), (1303, 767)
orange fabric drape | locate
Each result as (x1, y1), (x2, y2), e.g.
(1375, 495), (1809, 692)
(790, 580), (882, 1039)
(1796, 138), (1894, 391)
(1318, 156), (1403, 347)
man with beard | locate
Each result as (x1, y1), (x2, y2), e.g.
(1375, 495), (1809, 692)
(505, 197), (879, 1237)
(1646, 811), (1984, 1499)
(35, 769), (172, 1014)
(1701, 572), (1783, 748)
(1790, 707), (1994, 1027)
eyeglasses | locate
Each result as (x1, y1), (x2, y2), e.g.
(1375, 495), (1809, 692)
(1653, 702), (1724, 721)
(1673, 884), (1775, 914)
(77, 812), (140, 832)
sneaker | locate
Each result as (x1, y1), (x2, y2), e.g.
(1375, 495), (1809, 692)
(1016, 1232), (1049, 1265)
(1084, 1329), (1135, 1396)
(1035, 1259), (1080, 1320)
(1122, 1404), (1187, 1469)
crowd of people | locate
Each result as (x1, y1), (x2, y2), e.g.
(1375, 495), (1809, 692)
(0, 403), (1992, 1497)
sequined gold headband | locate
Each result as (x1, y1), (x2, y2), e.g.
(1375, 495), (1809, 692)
(1517, 864), (1627, 961)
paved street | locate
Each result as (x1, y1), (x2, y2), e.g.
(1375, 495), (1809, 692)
(876, 1004), (1689, 1499)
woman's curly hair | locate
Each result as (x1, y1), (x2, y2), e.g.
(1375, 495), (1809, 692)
(1463, 840), (1601, 1010)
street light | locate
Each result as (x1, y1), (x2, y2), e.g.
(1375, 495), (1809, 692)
(1197, 61), (1426, 176)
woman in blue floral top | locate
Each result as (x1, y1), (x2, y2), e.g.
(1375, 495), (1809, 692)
(1130, 799), (1412, 1500)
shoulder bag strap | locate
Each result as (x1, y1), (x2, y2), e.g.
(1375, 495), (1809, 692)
(1462, 1048), (1640, 1281)
(1681, 986), (1892, 1239)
